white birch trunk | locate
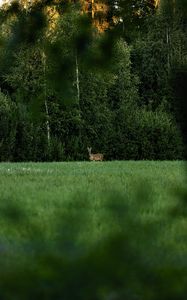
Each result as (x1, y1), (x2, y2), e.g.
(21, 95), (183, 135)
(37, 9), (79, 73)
(42, 51), (51, 146)
(166, 27), (170, 71)
(75, 53), (80, 102)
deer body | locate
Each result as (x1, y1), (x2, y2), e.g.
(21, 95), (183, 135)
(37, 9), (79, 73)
(87, 147), (103, 161)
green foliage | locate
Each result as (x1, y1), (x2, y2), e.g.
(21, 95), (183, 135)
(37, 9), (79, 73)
(5, 46), (43, 99)
(131, 0), (186, 109)
(108, 106), (184, 160)
(0, 91), (16, 161)
(108, 0), (157, 41)
(80, 70), (113, 156)
(0, 0), (186, 162)
(133, 108), (184, 160)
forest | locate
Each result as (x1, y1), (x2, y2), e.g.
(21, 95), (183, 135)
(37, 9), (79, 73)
(0, 0), (186, 161)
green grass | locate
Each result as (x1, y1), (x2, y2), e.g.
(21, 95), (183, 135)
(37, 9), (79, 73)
(0, 161), (186, 248)
(0, 161), (187, 298)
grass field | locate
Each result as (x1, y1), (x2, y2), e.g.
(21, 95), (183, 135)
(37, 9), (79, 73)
(0, 161), (186, 246)
(0, 161), (187, 298)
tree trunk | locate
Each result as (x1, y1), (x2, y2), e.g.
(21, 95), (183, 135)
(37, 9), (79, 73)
(166, 26), (170, 72)
(42, 51), (51, 146)
(75, 53), (80, 102)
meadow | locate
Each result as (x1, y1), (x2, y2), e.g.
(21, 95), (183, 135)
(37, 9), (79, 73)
(0, 161), (187, 299)
(0, 160), (186, 248)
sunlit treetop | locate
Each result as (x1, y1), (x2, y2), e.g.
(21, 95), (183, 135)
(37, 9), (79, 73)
(0, 1), (109, 32)
(0, 0), (161, 34)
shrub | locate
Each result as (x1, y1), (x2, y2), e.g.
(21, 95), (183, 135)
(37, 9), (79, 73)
(110, 107), (184, 160)
(135, 109), (184, 160)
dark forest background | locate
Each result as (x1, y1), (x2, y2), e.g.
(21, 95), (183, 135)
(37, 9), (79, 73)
(0, 0), (186, 161)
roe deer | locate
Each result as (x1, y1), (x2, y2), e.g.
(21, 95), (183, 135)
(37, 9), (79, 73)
(87, 147), (104, 161)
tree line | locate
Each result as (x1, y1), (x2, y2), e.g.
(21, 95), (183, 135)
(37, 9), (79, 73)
(0, 0), (186, 161)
